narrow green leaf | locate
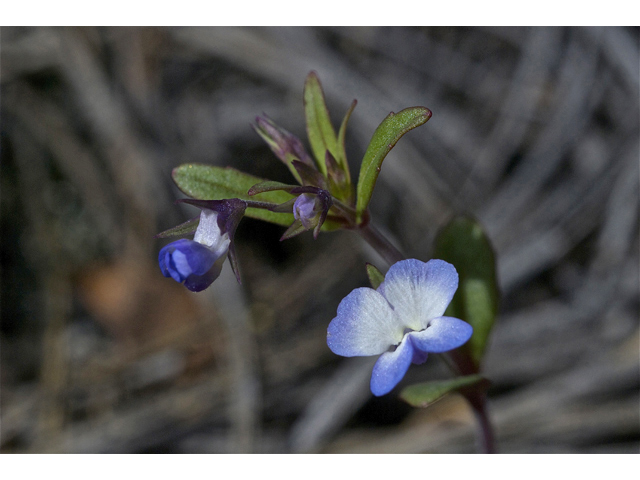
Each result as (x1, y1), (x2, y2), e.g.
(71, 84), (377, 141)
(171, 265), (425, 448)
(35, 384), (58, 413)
(355, 107), (432, 222)
(400, 374), (489, 408)
(154, 216), (199, 238)
(304, 71), (339, 175)
(172, 164), (294, 226)
(434, 216), (499, 369)
(247, 181), (299, 196)
(366, 263), (385, 289)
(337, 99), (357, 184)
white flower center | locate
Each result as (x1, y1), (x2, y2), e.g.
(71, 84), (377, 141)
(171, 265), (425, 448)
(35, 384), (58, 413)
(194, 209), (231, 257)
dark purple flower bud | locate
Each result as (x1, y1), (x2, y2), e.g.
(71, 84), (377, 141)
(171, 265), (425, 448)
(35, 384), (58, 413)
(292, 160), (327, 189)
(324, 151), (353, 203)
(253, 114), (316, 185)
(253, 115), (315, 167)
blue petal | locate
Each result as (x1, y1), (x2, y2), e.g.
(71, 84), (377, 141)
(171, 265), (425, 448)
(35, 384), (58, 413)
(158, 241), (190, 282)
(410, 347), (429, 365)
(370, 336), (414, 396)
(381, 259), (459, 331)
(176, 239), (221, 276)
(408, 316), (473, 353)
(183, 254), (227, 292)
(327, 288), (404, 357)
(159, 248), (171, 278)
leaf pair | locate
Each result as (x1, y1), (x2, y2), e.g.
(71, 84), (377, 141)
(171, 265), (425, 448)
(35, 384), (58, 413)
(306, 71), (432, 222)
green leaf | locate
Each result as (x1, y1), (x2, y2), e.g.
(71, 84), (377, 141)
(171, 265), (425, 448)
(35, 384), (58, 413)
(154, 216), (199, 238)
(172, 164), (294, 226)
(355, 107), (432, 223)
(247, 180), (299, 196)
(434, 216), (499, 369)
(304, 71), (339, 175)
(365, 263), (385, 289)
(337, 99), (357, 184)
(400, 374), (489, 408)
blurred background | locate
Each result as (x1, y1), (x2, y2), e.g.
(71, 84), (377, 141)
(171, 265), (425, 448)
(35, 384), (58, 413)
(1, 26), (638, 453)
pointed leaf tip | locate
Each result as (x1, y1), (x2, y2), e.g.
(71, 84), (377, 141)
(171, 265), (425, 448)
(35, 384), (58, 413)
(355, 107), (432, 223)
(154, 216), (200, 238)
(366, 263), (385, 289)
(304, 71), (339, 175)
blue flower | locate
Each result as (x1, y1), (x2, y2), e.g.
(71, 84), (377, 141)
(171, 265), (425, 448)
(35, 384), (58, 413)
(327, 259), (473, 396)
(159, 199), (246, 291)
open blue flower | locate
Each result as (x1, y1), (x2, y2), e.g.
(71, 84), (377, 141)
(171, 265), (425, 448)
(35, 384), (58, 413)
(327, 259), (473, 396)
(159, 199), (246, 292)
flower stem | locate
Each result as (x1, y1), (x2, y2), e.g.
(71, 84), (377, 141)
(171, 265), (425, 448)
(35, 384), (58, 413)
(443, 351), (497, 454)
(463, 390), (496, 454)
(356, 221), (405, 265)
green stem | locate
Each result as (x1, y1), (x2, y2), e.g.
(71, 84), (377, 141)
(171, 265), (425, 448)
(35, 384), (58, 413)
(356, 221), (405, 266)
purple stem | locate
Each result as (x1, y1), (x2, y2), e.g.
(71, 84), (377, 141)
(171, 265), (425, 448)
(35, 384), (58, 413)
(356, 222), (405, 266)
(464, 390), (496, 454)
